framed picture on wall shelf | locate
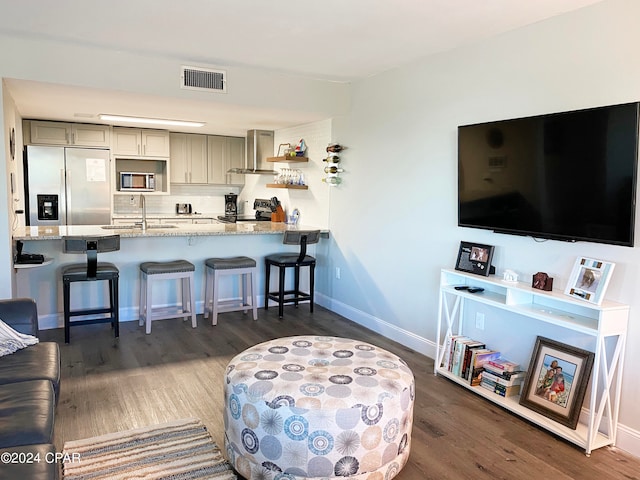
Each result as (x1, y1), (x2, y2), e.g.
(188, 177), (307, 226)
(564, 257), (615, 305)
(454, 241), (495, 277)
(519, 336), (594, 430)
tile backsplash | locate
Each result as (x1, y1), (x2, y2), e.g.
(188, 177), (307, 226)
(113, 184), (241, 215)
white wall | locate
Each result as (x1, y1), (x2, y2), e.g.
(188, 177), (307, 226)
(327, 0), (640, 455)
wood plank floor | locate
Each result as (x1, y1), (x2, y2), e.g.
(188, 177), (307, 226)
(40, 305), (640, 480)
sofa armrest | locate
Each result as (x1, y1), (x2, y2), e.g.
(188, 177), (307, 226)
(0, 298), (39, 337)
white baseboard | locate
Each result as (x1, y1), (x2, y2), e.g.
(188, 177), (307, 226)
(315, 293), (640, 459)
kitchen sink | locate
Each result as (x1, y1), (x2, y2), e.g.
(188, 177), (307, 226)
(101, 224), (178, 230)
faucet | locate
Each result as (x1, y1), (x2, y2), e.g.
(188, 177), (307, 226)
(140, 194), (147, 231)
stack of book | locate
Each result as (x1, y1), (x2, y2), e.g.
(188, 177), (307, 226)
(441, 335), (500, 385)
(479, 358), (525, 397)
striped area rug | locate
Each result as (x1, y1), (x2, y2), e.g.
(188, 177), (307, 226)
(62, 418), (236, 480)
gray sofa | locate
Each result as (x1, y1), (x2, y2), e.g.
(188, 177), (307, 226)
(0, 298), (60, 480)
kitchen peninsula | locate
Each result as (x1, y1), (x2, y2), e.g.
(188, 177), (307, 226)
(13, 222), (327, 330)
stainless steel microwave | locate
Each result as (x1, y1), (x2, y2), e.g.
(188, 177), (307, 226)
(120, 172), (155, 191)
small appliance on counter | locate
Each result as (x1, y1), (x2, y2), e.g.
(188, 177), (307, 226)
(217, 198), (276, 223)
(176, 203), (193, 214)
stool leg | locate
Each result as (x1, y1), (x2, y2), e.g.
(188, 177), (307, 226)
(250, 268), (258, 321)
(278, 265), (285, 318)
(63, 278), (71, 344)
(264, 261), (271, 310)
(204, 266), (211, 320)
(309, 263), (315, 313)
(139, 272), (146, 328)
(294, 265), (301, 307)
(112, 276), (120, 338)
(212, 270), (220, 325)
(145, 274), (153, 334)
(242, 272), (249, 313)
(188, 273), (197, 328)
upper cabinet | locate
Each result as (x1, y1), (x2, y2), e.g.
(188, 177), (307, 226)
(112, 127), (170, 157)
(29, 121), (110, 148)
(207, 135), (245, 185)
(170, 133), (208, 184)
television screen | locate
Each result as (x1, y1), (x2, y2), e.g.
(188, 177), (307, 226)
(458, 102), (639, 246)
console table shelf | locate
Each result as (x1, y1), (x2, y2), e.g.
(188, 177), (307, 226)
(436, 269), (629, 455)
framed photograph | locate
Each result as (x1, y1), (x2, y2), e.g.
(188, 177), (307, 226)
(519, 336), (594, 430)
(564, 257), (615, 305)
(455, 241), (495, 276)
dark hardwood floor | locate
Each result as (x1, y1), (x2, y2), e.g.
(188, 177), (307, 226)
(40, 305), (639, 479)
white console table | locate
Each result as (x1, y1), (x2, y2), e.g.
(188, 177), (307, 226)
(436, 269), (629, 455)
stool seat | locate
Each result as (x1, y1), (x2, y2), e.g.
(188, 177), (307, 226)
(62, 262), (119, 280)
(204, 256), (258, 324)
(139, 259), (196, 334)
(205, 256), (256, 270)
(140, 260), (195, 275)
(264, 253), (315, 265)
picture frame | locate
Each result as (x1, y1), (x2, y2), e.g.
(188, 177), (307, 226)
(564, 257), (615, 305)
(519, 336), (594, 430)
(454, 241), (495, 277)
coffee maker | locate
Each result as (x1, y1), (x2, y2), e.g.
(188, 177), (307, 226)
(224, 193), (238, 216)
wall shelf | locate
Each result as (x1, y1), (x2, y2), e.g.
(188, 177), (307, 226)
(267, 156), (309, 163)
(266, 184), (309, 190)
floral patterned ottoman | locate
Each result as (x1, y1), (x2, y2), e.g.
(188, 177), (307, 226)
(223, 336), (414, 480)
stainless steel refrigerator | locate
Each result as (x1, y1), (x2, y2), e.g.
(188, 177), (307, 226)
(25, 146), (111, 226)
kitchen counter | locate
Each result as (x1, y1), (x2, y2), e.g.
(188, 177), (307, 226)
(12, 222), (325, 241)
(12, 222), (328, 331)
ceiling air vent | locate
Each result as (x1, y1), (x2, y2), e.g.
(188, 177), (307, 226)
(181, 66), (226, 93)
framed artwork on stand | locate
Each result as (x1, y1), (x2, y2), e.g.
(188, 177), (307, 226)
(564, 257), (615, 305)
(454, 241), (495, 277)
(519, 336), (594, 430)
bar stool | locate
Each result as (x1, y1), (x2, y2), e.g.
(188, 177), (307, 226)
(204, 256), (258, 325)
(264, 230), (321, 318)
(139, 260), (196, 334)
(62, 235), (120, 344)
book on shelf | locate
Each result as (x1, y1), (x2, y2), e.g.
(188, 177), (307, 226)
(450, 337), (471, 376)
(482, 366), (526, 381)
(468, 349), (501, 386)
(480, 369), (525, 387)
(441, 334), (467, 371)
(486, 358), (519, 373)
(494, 383), (521, 397)
(461, 341), (486, 379)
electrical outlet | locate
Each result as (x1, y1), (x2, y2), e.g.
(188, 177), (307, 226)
(335, 267), (341, 279)
(475, 312), (485, 330)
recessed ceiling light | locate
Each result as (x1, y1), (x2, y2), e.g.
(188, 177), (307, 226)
(99, 114), (205, 128)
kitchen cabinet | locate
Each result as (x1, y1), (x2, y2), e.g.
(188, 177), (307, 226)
(29, 121), (110, 147)
(207, 135), (245, 185)
(170, 133), (208, 184)
(112, 127), (170, 157)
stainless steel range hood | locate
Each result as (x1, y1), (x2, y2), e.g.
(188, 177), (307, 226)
(228, 129), (275, 175)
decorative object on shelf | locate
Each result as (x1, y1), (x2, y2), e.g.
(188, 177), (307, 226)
(532, 272), (553, 291)
(564, 257), (615, 305)
(295, 138), (306, 156)
(323, 143), (345, 186)
(502, 269), (518, 283)
(519, 336), (594, 430)
(276, 142), (296, 158)
(454, 241), (495, 276)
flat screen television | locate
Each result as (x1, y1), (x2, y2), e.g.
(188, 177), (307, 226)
(458, 102), (639, 247)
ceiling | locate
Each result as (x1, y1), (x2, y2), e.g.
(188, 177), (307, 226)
(1, 0), (604, 136)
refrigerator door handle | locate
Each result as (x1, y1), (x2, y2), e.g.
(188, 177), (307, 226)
(61, 168), (68, 225)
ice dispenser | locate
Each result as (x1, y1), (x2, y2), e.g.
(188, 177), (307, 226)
(37, 194), (59, 221)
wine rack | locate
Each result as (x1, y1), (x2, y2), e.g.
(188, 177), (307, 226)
(323, 144), (344, 186)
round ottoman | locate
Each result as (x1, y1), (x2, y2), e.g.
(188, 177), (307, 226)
(223, 336), (414, 480)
